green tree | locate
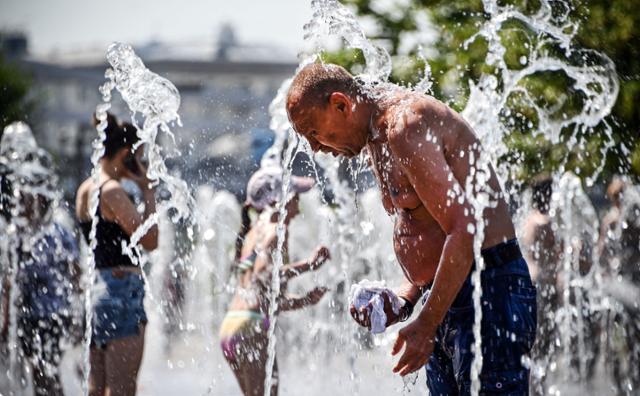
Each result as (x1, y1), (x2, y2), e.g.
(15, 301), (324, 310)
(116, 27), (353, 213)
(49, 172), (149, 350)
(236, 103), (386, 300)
(0, 53), (34, 138)
(336, 0), (640, 183)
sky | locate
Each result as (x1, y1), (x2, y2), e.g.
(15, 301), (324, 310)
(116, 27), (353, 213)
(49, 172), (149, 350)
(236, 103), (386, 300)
(0, 0), (313, 56)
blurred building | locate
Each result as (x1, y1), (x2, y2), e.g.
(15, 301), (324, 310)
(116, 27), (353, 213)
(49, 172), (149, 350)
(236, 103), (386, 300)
(5, 26), (297, 199)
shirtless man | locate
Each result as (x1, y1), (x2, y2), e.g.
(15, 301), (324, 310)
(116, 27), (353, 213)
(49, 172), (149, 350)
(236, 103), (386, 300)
(286, 63), (537, 395)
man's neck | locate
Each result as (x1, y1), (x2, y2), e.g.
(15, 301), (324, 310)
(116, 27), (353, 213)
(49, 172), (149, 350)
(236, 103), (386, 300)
(364, 99), (385, 144)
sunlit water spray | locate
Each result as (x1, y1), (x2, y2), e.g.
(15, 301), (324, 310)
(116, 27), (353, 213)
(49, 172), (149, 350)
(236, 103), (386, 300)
(264, 0), (623, 394)
(263, 135), (300, 395)
(461, 0), (618, 393)
(261, 1), (426, 393)
(82, 42), (195, 395)
(0, 122), (62, 392)
(597, 180), (640, 394)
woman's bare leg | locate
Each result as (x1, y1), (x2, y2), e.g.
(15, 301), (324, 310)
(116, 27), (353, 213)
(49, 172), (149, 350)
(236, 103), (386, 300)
(227, 357), (254, 396)
(224, 335), (264, 396)
(104, 327), (145, 396)
(89, 347), (106, 396)
(239, 335), (278, 396)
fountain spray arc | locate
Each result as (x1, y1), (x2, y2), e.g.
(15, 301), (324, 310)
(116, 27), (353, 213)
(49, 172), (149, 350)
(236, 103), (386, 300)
(83, 42), (194, 395)
(0, 122), (61, 390)
(262, 0), (622, 394)
(459, 1), (618, 392)
(259, 1), (396, 393)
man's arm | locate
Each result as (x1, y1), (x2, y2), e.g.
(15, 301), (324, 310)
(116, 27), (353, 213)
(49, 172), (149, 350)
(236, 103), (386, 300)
(395, 280), (422, 306)
(387, 104), (475, 375)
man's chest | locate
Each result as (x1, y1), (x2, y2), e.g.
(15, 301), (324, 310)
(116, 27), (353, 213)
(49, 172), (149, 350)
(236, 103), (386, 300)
(367, 143), (422, 210)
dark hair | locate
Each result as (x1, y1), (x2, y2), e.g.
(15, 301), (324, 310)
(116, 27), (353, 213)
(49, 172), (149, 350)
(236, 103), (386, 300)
(92, 112), (140, 158)
(234, 203), (252, 264)
(531, 175), (552, 215)
(0, 171), (11, 222)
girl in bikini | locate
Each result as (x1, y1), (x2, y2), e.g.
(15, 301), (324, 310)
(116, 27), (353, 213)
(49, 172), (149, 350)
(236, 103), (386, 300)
(220, 166), (330, 396)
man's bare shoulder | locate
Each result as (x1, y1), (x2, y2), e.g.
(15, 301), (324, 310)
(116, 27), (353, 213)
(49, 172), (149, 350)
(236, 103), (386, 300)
(385, 93), (467, 146)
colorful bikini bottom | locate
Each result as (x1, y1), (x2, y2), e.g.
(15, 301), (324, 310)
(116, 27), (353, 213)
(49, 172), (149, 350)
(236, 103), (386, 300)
(219, 310), (270, 363)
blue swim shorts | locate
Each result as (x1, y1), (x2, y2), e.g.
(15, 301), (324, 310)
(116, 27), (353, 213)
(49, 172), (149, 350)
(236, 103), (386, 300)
(425, 239), (537, 395)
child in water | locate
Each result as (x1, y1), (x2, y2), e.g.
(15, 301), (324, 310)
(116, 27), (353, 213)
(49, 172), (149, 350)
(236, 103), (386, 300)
(220, 166), (330, 396)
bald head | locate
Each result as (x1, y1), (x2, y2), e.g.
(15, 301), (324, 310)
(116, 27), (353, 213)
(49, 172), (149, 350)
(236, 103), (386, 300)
(286, 63), (359, 120)
(285, 63), (371, 157)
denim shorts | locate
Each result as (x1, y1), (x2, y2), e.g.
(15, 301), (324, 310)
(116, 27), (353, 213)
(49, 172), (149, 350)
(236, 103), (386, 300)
(425, 240), (537, 395)
(92, 269), (147, 347)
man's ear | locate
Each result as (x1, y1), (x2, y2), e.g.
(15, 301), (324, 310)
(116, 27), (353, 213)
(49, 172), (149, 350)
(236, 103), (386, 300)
(329, 92), (351, 115)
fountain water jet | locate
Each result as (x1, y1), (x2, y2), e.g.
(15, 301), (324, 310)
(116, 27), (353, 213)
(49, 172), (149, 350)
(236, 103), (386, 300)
(268, 0), (623, 394)
(81, 41), (195, 396)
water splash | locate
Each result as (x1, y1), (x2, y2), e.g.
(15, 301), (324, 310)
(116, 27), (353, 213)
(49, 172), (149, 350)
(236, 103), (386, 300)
(555, 173), (601, 380)
(460, 1), (618, 391)
(263, 135), (299, 396)
(102, 43), (196, 303)
(462, 0), (619, 186)
(81, 42), (194, 395)
(304, 0), (392, 84)
(286, 0), (622, 394)
(82, 70), (115, 396)
(0, 122), (62, 392)
(105, 42), (193, 225)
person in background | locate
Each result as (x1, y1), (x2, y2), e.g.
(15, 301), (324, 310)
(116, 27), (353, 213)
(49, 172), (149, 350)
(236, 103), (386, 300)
(75, 113), (158, 396)
(220, 166), (330, 396)
(0, 125), (82, 396)
(598, 177), (640, 394)
(162, 212), (194, 353)
(521, 175), (561, 394)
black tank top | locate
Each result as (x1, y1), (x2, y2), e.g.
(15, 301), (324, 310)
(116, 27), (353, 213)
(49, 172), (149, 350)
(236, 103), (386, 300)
(80, 180), (139, 269)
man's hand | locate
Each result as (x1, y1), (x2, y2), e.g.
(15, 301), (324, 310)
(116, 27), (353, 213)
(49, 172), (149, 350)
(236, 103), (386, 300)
(309, 246), (330, 270)
(391, 318), (436, 376)
(349, 290), (403, 330)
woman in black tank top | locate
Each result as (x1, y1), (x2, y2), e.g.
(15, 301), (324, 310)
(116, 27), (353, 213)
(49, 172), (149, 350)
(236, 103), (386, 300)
(75, 112), (158, 396)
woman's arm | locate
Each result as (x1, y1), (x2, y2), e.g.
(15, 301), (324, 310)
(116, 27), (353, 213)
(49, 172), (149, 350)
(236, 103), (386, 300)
(279, 246), (330, 281)
(101, 180), (158, 251)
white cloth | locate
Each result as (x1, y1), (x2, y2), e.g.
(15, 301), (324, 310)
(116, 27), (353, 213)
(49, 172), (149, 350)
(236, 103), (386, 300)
(349, 280), (402, 334)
